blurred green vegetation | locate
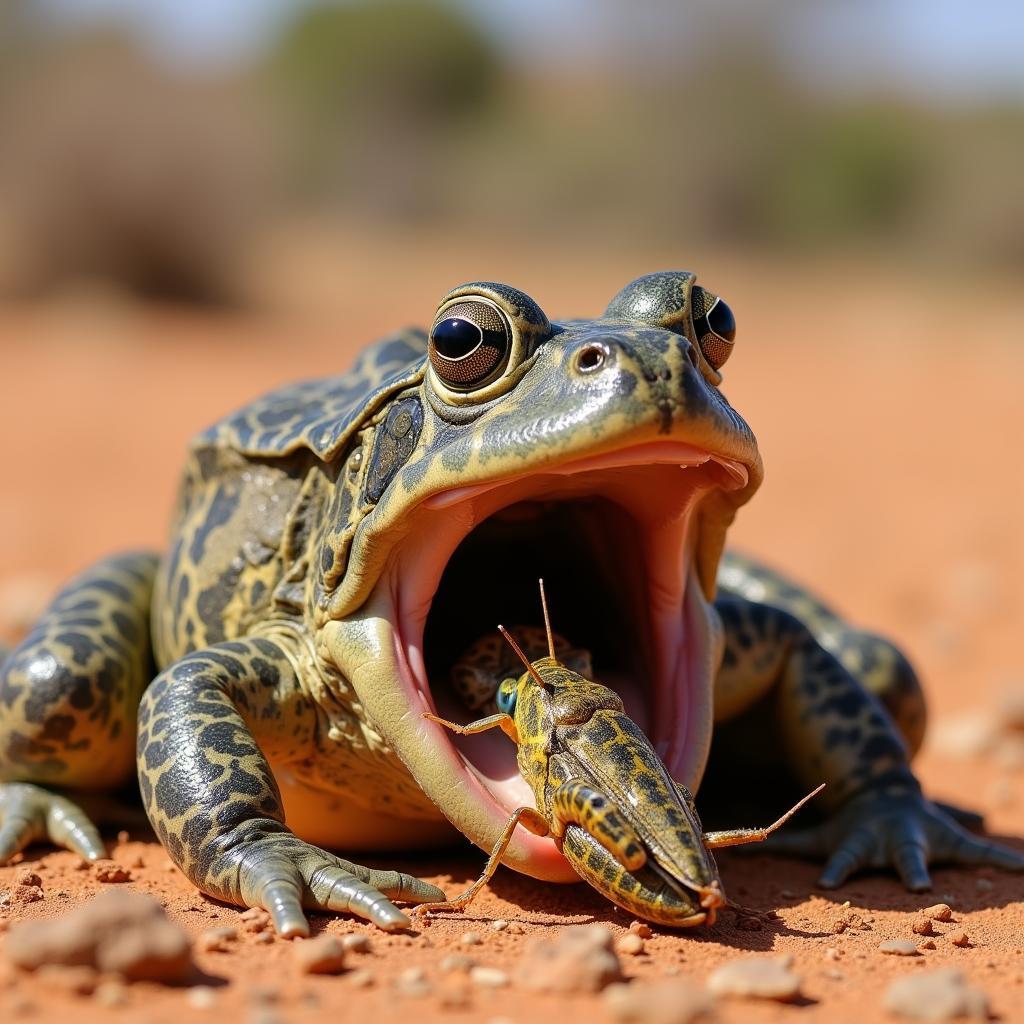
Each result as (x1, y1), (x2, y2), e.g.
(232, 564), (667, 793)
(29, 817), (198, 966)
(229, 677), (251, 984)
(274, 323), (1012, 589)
(0, 0), (1021, 304)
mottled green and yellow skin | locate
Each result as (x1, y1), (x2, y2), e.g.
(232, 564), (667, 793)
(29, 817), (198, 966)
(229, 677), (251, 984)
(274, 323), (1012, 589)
(2, 271), (1022, 936)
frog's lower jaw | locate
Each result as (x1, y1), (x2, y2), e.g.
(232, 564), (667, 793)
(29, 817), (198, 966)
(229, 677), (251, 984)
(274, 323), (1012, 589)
(325, 442), (742, 883)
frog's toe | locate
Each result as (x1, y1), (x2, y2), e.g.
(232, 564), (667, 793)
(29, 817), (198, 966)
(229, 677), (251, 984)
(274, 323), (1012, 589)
(931, 825), (1024, 873)
(0, 783), (105, 864)
(337, 861), (446, 906)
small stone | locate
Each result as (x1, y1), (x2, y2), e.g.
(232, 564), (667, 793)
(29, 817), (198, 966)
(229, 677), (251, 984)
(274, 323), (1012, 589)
(461, 931), (482, 946)
(341, 933), (371, 953)
(12, 885), (44, 904)
(883, 968), (989, 1020)
(949, 931), (971, 948)
(628, 921), (653, 939)
(605, 978), (714, 1024)
(14, 869), (42, 888)
(515, 925), (624, 995)
(395, 966), (432, 998)
(348, 968), (374, 988)
(919, 940), (937, 951)
(187, 986), (218, 1009)
(615, 933), (645, 956)
(879, 940), (920, 957)
(491, 919), (509, 932)
(913, 918), (935, 936)
(824, 947), (841, 961)
(94, 861), (132, 884)
(706, 955), (802, 1001)
(293, 935), (346, 975)
(923, 904), (953, 922)
(470, 966), (510, 989)
(198, 927), (238, 953)
(440, 954), (476, 974)
(94, 980), (129, 1007)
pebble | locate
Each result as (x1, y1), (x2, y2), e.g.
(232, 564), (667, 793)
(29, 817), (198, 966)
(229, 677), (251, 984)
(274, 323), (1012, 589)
(615, 933), (645, 956)
(348, 968), (375, 988)
(5, 889), (193, 983)
(883, 968), (989, 1020)
(14, 869), (42, 888)
(461, 931), (482, 946)
(604, 978), (713, 1024)
(923, 904), (953, 922)
(628, 921), (653, 939)
(949, 931), (971, 948)
(94, 861), (132, 884)
(515, 925), (624, 995)
(440, 954), (476, 974)
(470, 966), (510, 989)
(879, 940), (921, 957)
(293, 935), (347, 975)
(824, 947), (841, 961)
(11, 885), (44, 904)
(913, 918), (935, 936)
(918, 940), (937, 951)
(395, 966), (432, 998)
(706, 955), (802, 1002)
(187, 986), (219, 1009)
(491, 919), (509, 932)
(341, 933), (371, 953)
(198, 927), (238, 953)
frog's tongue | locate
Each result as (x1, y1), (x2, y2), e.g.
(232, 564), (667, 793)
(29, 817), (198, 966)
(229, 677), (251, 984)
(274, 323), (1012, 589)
(331, 442), (742, 882)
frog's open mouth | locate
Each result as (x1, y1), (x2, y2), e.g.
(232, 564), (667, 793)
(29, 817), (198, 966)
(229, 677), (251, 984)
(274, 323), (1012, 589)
(359, 442), (746, 880)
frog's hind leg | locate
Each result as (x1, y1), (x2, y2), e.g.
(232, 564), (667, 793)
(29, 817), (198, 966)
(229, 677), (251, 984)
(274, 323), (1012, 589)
(0, 552), (159, 863)
(718, 550), (927, 755)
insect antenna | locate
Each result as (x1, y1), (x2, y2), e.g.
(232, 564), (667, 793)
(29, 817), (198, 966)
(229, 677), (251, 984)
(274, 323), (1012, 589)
(538, 578), (557, 662)
(497, 624), (547, 688)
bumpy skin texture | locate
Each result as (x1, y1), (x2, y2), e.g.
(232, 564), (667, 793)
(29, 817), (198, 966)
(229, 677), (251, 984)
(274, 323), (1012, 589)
(2, 271), (1021, 934)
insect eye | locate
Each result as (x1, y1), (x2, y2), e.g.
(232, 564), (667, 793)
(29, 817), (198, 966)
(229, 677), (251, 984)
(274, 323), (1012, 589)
(690, 286), (736, 370)
(429, 299), (512, 391)
(496, 680), (517, 716)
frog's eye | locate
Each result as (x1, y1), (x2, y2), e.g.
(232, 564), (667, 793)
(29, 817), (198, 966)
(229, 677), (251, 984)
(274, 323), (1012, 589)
(690, 286), (736, 370)
(429, 299), (512, 391)
(496, 679), (518, 716)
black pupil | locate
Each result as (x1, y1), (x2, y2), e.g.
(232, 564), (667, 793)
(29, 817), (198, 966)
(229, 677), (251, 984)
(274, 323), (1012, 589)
(432, 317), (483, 360)
(707, 299), (736, 342)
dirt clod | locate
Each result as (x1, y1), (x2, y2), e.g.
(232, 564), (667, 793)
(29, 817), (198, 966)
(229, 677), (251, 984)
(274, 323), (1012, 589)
(5, 889), (192, 983)
(93, 861), (132, 884)
(198, 927), (238, 953)
(14, 869), (41, 888)
(239, 908), (272, 933)
(949, 931), (971, 948)
(706, 955), (802, 1001)
(516, 925), (624, 995)
(341, 933), (371, 953)
(883, 968), (989, 1020)
(913, 918), (936, 936)
(923, 904), (954, 922)
(879, 940), (921, 956)
(293, 935), (346, 975)
(605, 978), (714, 1024)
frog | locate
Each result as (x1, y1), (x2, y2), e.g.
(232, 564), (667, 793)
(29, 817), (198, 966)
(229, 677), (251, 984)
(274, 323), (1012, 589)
(2, 271), (1020, 937)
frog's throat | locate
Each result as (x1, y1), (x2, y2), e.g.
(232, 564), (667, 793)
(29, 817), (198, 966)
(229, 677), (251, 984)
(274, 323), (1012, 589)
(324, 441), (743, 883)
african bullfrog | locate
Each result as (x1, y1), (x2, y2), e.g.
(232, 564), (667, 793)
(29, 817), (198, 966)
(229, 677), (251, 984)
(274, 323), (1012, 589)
(2, 271), (1020, 935)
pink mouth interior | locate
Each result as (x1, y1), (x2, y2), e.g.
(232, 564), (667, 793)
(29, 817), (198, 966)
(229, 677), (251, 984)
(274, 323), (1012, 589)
(382, 442), (747, 870)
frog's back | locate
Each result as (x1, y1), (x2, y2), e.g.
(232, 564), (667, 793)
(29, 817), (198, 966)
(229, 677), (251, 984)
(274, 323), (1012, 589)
(152, 329), (427, 665)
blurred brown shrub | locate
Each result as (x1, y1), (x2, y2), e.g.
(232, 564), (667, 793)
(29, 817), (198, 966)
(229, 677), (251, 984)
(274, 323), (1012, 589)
(0, 33), (277, 305)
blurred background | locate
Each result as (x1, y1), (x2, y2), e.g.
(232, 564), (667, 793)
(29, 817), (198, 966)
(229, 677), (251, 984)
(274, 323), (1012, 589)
(1, 2), (1022, 757)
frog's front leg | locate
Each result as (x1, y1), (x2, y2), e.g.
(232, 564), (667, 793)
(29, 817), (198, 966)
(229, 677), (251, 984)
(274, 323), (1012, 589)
(137, 639), (444, 936)
(714, 596), (1024, 891)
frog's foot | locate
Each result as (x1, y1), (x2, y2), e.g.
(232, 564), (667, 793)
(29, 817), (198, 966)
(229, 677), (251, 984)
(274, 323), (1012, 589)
(229, 832), (446, 938)
(763, 785), (1024, 891)
(0, 782), (105, 864)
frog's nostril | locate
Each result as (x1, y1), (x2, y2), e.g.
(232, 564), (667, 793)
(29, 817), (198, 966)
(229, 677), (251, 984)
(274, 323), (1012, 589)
(575, 343), (608, 374)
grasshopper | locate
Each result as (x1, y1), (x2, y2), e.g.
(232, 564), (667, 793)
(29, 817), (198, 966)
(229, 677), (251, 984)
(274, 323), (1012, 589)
(421, 581), (822, 926)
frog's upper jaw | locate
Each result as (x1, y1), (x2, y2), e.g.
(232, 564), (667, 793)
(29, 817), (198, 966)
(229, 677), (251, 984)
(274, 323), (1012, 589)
(324, 441), (742, 882)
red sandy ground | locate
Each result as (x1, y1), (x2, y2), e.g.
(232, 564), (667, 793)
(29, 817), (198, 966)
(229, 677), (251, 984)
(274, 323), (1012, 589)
(1, 237), (1022, 1022)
